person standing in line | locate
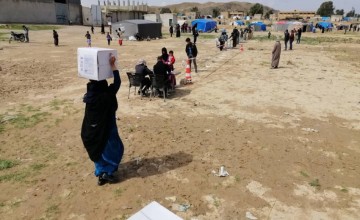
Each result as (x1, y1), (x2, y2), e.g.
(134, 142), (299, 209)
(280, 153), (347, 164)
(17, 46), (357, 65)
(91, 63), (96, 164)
(169, 25), (174, 37)
(106, 32), (112, 46)
(296, 28), (302, 44)
(53, 30), (59, 46)
(85, 31), (91, 47)
(23, 25), (29, 42)
(81, 56), (124, 186)
(192, 23), (199, 44)
(185, 38), (198, 73)
(101, 23), (105, 34)
(91, 25), (94, 34)
(284, 29), (289, 50)
(271, 40), (281, 69)
(289, 30), (295, 50)
(176, 24), (181, 37)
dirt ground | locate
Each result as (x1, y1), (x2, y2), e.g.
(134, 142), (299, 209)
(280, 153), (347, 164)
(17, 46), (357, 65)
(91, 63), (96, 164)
(0, 25), (360, 220)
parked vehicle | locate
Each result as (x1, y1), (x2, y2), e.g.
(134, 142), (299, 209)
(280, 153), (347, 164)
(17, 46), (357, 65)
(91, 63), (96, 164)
(9, 31), (25, 43)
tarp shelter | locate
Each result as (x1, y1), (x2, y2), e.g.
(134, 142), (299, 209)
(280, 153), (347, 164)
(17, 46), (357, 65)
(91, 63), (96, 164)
(235, 20), (245, 26)
(272, 21), (312, 32)
(191, 19), (217, 32)
(177, 20), (188, 26)
(318, 21), (333, 29)
(111, 20), (162, 40)
(250, 21), (266, 31)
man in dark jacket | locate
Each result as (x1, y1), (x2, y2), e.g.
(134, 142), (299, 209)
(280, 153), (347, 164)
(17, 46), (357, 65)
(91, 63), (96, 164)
(284, 30), (290, 50)
(153, 56), (169, 95)
(185, 38), (198, 73)
(135, 59), (153, 95)
(296, 28), (302, 44)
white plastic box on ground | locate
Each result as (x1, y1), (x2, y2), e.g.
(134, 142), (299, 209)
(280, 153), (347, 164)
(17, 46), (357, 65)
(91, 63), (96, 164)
(77, 48), (118, 81)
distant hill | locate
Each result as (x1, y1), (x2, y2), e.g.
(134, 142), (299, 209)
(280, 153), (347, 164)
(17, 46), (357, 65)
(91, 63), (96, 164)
(149, 1), (276, 15)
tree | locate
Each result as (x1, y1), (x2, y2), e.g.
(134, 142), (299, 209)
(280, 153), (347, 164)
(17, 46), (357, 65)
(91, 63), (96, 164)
(316, 1), (334, 16)
(160, 7), (171, 14)
(249, 3), (264, 16)
(346, 7), (355, 17)
(335, 9), (344, 15)
(212, 7), (220, 18)
(264, 10), (273, 19)
(190, 7), (199, 12)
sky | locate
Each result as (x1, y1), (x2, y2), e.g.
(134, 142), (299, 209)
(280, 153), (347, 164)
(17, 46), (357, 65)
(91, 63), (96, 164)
(81, 0), (360, 13)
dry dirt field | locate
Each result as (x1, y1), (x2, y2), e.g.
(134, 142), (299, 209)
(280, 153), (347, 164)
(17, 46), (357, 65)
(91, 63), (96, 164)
(0, 25), (360, 220)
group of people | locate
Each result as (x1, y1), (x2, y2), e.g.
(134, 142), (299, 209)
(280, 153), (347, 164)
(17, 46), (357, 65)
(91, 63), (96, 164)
(217, 27), (247, 51)
(134, 47), (177, 96)
(169, 23), (199, 45)
(271, 27), (303, 69)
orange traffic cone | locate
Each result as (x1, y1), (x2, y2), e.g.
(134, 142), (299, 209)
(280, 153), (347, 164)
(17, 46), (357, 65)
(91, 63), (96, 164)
(240, 44), (244, 52)
(185, 59), (192, 83)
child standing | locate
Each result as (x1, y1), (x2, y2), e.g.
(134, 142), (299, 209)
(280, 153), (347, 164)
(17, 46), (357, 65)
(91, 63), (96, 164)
(106, 32), (112, 46)
(166, 50), (176, 89)
(85, 31), (91, 47)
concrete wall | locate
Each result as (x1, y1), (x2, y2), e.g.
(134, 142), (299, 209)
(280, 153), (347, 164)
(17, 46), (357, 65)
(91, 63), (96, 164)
(144, 14), (160, 22)
(144, 13), (177, 27)
(0, 0), (56, 24)
(0, 0), (82, 24)
(108, 11), (144, 23)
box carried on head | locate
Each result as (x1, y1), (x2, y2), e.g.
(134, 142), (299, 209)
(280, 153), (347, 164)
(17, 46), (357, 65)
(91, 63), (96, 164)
(78, 48), (118, 81)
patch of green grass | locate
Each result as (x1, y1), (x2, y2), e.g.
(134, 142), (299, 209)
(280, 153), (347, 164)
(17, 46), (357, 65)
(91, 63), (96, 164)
(213, 196), (221, 208)
(235, 175), (240, 183)
(114, 187), (124, 197)
(0, 159), (18, 170)
(0, 171), (30, 182)
(0, 24), (60, 31)
(340, 187), (348, 193)
(300, 171), (309, 178)
(199, 34), (217, 39)
(309, 179), (321, 189)
(30, 163), (47, 171)
(49, 99), (72, 111)
(0, 202), (5, 207)
(0, 32), (8, 41)
(10, 112), (49, 129)
(46, 204), (60, 217)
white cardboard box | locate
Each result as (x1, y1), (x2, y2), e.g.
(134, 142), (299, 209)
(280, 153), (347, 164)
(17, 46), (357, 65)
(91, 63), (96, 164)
(128, 201), (183, 220)
(77, 47), (118, 81)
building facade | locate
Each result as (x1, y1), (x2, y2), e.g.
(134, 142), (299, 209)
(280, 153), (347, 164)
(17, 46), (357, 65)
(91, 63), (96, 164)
(144, 13), (177, 27)
(277, 10), (316, 20)
(0, 0), (82, 24)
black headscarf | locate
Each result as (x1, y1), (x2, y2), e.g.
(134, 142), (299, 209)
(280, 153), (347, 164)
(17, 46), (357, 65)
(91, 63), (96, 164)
(161, 47), (168, 61)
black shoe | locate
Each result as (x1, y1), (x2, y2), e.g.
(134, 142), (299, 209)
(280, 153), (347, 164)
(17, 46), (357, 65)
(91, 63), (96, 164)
(98, 175), (107, 186)
(101, 173), (117, 183)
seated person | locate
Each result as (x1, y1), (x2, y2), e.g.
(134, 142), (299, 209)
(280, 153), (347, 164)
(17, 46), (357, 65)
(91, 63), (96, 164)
(153, 56), (170, 94)
(135, 59), (153, 95)
(135, 33), (142, 41)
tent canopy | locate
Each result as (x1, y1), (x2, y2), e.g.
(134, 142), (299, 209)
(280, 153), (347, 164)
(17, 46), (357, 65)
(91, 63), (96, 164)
(250, 21), (266, 31)
(112, 20), (162, 39)
(235, 20), (245, 25)
(318, 21), (333, 28)
(191, 19), (217, 32)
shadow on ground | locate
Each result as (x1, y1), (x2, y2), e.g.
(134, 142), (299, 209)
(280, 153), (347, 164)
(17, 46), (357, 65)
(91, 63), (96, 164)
(117, 151), (193, 181)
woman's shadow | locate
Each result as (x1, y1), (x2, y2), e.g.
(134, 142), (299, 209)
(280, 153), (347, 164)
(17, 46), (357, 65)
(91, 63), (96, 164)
(116, 151), (193, 182)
